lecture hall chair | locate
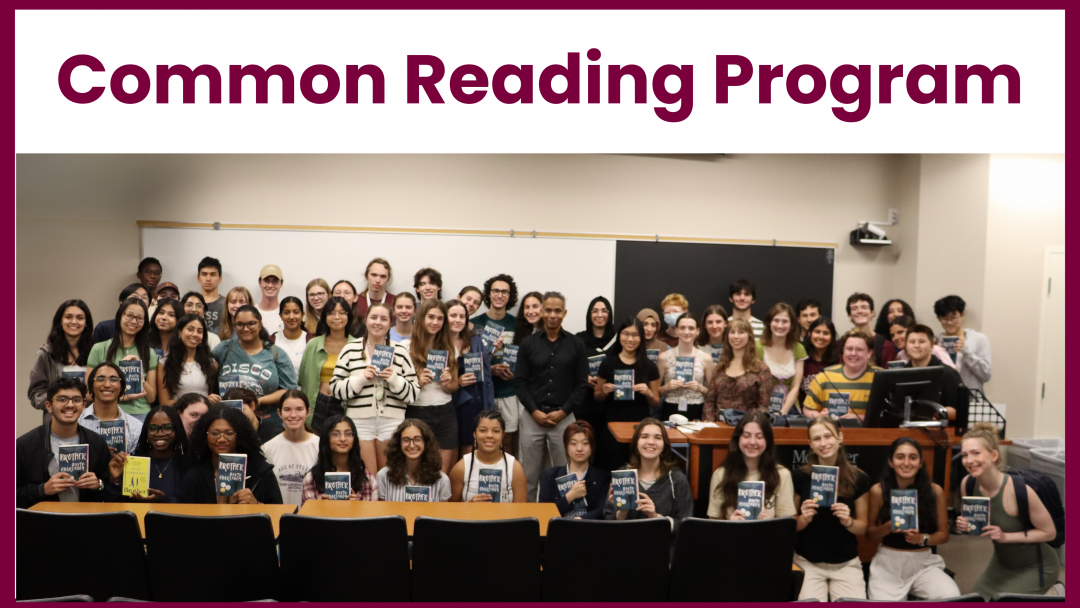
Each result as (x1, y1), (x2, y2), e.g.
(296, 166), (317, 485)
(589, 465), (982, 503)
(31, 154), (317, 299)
(991, 593), (1065, 602)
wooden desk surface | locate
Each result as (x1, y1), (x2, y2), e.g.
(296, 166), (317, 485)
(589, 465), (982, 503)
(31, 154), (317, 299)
(682, 424), (958, 445)
(297, 500), (561, 535)
(608, 421), (688, 444)
(27, 502), (297, 537)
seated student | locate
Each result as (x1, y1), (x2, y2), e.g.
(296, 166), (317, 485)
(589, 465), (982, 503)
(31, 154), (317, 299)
(376, 419), (452, 502)
(956, 423), (1060, 599)
(935, 295), (992, 394)
(792, 416), (871, 601)
(331, 279), (359, 307)
(106, 405), (191, 503)
(262, 390), (320, 508)
(799, 318), (840, 405)
(900, 325), (968, 425)
(846, 292), (898, 367)
(604, 418), (694, 530)
(756, 303), (807, 415)
(728, 279), (765, 339)
(795, 298), (822, 341)
(703, 319), (773, 420)
(302, 415), (377, 503)
(148, 298), (181, 360)
(79, 362), (144, 454)
(407, 299), (460, 473)
(695, 304), (728, 363)
(136, 257), (163, 301)
(389, 292), (417, 344)
(874, 298), (916, 340)
(298, 296), (358, 433)
(270, 296), (310, 373)
(595, 317), (661, 471)
(414, 267), (443, 302)
(179, 406), (283, 505)
(657, 313), (712, 421)
(890, 316), (957, 369)
(450, 409), (527, 503)
(87, 297), (158, 422)
(304, 278), (331, 335)
(708, 411), (796, 520)
(16, 378), (112, 509)
(802, 330), (878, 422)
(216, 286), (253, 341)
(447, 299), (494, 457)
(255, 265), (285, 336)
(179, 291), (221, 348)
(92, 283), (149, 344)
(636, 308), (670, 354)
(29, 299), (93, 414)
(866, 438), (959, 601)
(538, 420), (610, 519)
(158, 314), (220, 406)
(658, 293), (689, 348)
(175, 393), (212, 436)
(222, 387), (268, 444)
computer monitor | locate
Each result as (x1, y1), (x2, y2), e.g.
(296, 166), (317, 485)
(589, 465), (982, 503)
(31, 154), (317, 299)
(863, 367), (945, 429)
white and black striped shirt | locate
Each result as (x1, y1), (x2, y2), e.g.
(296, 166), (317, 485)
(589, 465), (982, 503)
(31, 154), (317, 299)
(330, 338), (418, 420)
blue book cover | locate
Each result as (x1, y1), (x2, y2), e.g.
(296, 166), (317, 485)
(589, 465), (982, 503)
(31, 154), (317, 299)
(555, 472), (587, 517)
(57, 444), (89, 478)
(613, 370), (634, 401)
(737, 480), (766, 520)
(890, 489), (919, 531)
(709, 344), (723, 364)
(405, 485), (431, 502)
(477, 468), (502, 503)
(98, 419), (127, 452)
(809, 465), (839, 507)
(463, 351), (484, 382)
(962, 496), (991, 535)
(479, 323), (504, 354)
(769, 385), (786, 413)
(887, 360), (907, 369)
(426, 349), (448, 380)
(61, 366), (87, 381)
(370, 344), (395, 371)
(219, 399), (244, 411)
(941, 336), (959, 363)
(217, 453), (247, 497)
(827, 393), (851, 417)
(323, 472), (351, 500)
(646, 349), (659, 362)
(675, 356), (695, 383)
(588, 355), (605, 377)
(501, 344), (519, 373)
(611, 469), (638, 510)
(118, 359), (142, 395)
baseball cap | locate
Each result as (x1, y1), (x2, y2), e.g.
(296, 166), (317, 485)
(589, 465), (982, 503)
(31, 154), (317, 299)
(156, 282), (180, 296)
(260, 265), (283, 280)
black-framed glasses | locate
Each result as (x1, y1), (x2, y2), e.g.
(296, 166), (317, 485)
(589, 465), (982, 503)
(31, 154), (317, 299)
(490, 289), (510, 295)
(234, 321), (260, 330)
(148, 423), (175, 434)
(52, 395), (85, 406)
(401, 436), (424, 446)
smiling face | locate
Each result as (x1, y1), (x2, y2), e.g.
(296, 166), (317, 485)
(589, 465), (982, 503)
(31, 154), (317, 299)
(641, 316), (659, 340)
(325, 301), (350, 333)
(808, 421), (841, 461)
(394, 297), (416, 325)
(46, 388), (86, 425)
(184, 297), (205, 318)
(281, 301), (304, 332)
(155, 305), (177, 333)
(887, 301), (906, 323)
(365, 306), (391, 340)
(842, 336), (871, 371)
(181, 401), (209, 435)
(619, 324), (642, 354)
(146, 411), (176, 454)
(119, 303), (145, 339)
(489, 281), (510, 311)
(770, 311), (791, 340)
(227, 292), (249, 317)
(738, 422), (766, 461)
(61, 305), (87, 339)
(542, 297), (566, 332)
(729, 289), (754, 312)
(180, 318), (205, 351)
(677, 317), (698, 344)
(960, 437), (999, 479)
(259, 275), (282, 299)
(590, 301), (610, 331)
(307, 285), (328, 313)
(329, 421), (355, 455)
(233, 310), (261, 343)
(889, 323), (908, 351)
(366, 263), (389, 294)
(156, 287), (180, 304)
(447, 304), (468, 335)
(727, 325), (750, 350)
(848, 299), (874, 327)
(798, 306), (820, 332)
(636, 424), (665, 462)
(474, 417), (504, 455)
(810, 324), (833, 352)
(92, 368), (122, 405)
(889, 443), (922, 481)
(400, 424), (425, 461)
(566, 432), (592, 465)
(423, 306), (445, 335)
(279, 397), (308, 431)
(904, 330), (933, 363)
(705, 313), (726, 341)
(207, 418), (237, 455)
(938, 311), (964, 336)
(521, 296), (542, 325)
(459, 289), (482, 316)
(332, 282), (356, 305)
(416, 276), (440, 301)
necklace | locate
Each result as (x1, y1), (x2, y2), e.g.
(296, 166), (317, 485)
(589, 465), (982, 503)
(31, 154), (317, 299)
(153, 458), (172, 479)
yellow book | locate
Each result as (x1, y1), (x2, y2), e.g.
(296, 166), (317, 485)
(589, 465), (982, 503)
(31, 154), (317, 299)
(122, 456), (150, 497)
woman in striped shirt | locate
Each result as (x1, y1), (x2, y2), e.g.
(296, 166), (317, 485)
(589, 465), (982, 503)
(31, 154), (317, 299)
(376, 419), (452, 502)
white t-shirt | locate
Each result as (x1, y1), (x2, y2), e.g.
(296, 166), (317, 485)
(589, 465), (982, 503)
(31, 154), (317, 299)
(262, 433), (320, 507)
(272, 331), (307, 373)
(260, 306), (284, 336)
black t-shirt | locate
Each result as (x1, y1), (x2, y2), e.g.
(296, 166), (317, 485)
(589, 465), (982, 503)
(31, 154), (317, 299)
(597, 355), (660, 423)
(792, 466), (870, 564)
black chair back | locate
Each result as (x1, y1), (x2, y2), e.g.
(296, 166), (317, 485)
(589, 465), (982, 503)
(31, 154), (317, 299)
(669, 517), (798, 602)
(991, 593), (1064, 602)
(17, 595), (95, 602)
(16, 509), (149, 601)
(144, 512), (278, 601)
(837, 595), (985, 602)
(279, 514), (410, 601)
(542, 518), (670, 601)
(411, 517), (541, 602)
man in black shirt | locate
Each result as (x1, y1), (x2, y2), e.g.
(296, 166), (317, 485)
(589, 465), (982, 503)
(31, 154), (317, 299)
(514, 292), (589, 501)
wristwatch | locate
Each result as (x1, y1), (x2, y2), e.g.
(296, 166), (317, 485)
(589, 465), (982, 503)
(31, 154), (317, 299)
(920, 534), (929, 547)
(98, 479), (104, 491)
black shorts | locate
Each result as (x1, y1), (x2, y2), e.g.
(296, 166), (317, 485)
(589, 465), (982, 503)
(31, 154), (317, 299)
(406, 402), (459, 450)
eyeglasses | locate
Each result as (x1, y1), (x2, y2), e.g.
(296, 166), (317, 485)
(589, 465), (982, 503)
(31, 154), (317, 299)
(619, 331), (640, 339)
(52, 396), (85, 406)
(94, 375), (121, 384)
(122, 313), (145, 323)
(234, 321), (260, 329)
(401, 436), (424, 446)
(309, 293), (327, 300)
(330, 431), (355, 439)
(148, 423), (175, 434)
(208, 430), (237, 439)
(490, 289), (510, 296)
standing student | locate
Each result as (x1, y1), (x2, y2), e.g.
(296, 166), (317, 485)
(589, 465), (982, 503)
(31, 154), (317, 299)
(802, 330), (878, 422)
(270, 296), (309, 372)
(538, 420), (610, 519)
(136, 257), (163, 300)
(179, 406), (283, 505)
(514, 292), (589, 502)
(179, 291), (221, 348)
(874, 298), (916, 339)
(756, 303), (807, 415)
(354, 258), (396, 320)
(900, 325), (967, 423)
(799, 318), (840, 405)
(298, 297), (357, 433)
(29, 300), (93, 413)
(175, 393), (211, 436)
(603, 418), (694, 529)
(795, 298), (823, 341)
(728, 279), (765, 339)
(331, 280), (358, 307)
(935, 295), (992, 393)
(216, 286), (253, 342)
(659, 293), (689, 348)
(153, 282), (181, 306)
(331, 302), (419, 476)
(414, 267), (443, 301)
(86, 298), (158, 421)
(703, 319), (773, 420)
(196, 257), (225, 335)
(956, 423), (1060, 599)
(109, 405), (191, 503)
(695, 304), (728, 363)
(637, 308), (670, 354)
(389, 292), (417, 344)
(304, 279), (331, 335)
(846, 292), (898, 367)
(595, 317), (661, 471)
(255, 265), (285, 336)
(148, 299), (181, 360)
(657, 313), (712, 421)
(472, 275), (519, 452)
(866, 438), (959, 601)
(792, 416), (871, 601)
(16, 378), (112, 508)
(450, 409), (527, 502)
(447, 299), (494, 457)
(513, 291), (544, 346)
(92, 283), (149, 344)
(577, 295), (616, 437)
(708, 411), (795, 520)
(262, 390), (320, 508)
(889, 316), (957, 369)
(407, 299), (460, 473)
(377, 419), (452, 502)
(79, 362), (144, 454)
(302, 415), (377, 502)
(458, 285), (484, 320)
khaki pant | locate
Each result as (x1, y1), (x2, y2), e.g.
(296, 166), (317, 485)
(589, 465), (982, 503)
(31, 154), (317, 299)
(794, 554), (866, 601)
(868, 545), (960, 600)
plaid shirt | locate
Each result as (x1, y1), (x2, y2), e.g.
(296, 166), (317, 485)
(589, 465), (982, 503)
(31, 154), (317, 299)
(301, 469), (378, 504)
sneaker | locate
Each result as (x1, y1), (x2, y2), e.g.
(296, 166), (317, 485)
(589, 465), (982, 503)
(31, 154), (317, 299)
(1046, 583), (1065, 597)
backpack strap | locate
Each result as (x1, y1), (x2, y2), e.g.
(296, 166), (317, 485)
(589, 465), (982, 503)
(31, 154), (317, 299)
(965, 475), (976, 497)
(874, 334), (885, 365)
(1009, 472), (1044, 589)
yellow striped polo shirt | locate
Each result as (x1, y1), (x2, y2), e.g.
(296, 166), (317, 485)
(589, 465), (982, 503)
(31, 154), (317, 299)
(802, 364), (879, 416)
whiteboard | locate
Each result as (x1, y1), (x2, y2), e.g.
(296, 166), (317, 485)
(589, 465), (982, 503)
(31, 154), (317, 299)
(141, 227), (615, 334)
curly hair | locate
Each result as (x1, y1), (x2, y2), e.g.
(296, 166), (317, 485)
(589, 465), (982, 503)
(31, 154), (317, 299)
(188, 406), (265, 467)
(385, 419), (444, 486)
(482, 274), (518, 310)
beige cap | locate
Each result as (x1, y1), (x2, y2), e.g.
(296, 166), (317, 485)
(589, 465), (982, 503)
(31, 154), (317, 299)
(260, 264), (283, 280)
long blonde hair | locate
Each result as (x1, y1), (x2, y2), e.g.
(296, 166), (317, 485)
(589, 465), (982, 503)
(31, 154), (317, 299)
(409, 299), (458, 377)
(217, 286), (253, 341)
(716, 318), (762, 373)
(304, 278), (331, 334)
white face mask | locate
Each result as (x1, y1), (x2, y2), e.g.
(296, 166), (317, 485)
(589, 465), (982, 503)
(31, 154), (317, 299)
(664, 312), (682, 327)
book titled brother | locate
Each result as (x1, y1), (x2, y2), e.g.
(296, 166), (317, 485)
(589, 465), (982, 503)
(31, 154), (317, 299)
(613, 370), (634, 401)
(426, 350), (448, 380)
(890, 489), (919, 531)
(477, 468), (502, 502)
(962, 496), (991, 535)
(737, 480), (766, 520)
(98, 419), (127, 452)
(324, 472), (351, 500)
(370, 344), (396, 371)
(555, 472), (587, 517)
(117, 359), (143, 395)
(217, 453), (247, 497)
(674, 356), (695, 383)
(611, 469), (638, 510)
(809, 465), (838, 507)
(57, 444), (89, 478)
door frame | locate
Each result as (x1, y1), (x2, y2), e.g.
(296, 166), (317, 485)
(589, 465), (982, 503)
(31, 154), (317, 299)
(1033, 245), (1065, 436)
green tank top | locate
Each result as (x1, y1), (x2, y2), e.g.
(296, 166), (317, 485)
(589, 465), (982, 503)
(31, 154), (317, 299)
(976, 477), (1058, 571)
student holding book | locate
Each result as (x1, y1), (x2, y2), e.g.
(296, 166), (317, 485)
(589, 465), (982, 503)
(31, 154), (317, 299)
(795, 298), (822, 341)
(216, 286), (253, 341)
(802, 330), (878, 421)
(707, 411), (795, 520)
(106, 405), (191, 503)
(408, 299), (460, 473)
(658, 293), (689, 348)
(657, 312), (713, 422)
(79, 362), (144, 454)
(799, 317), (839, 405)
(389, 292), (417, 344)
(180, 406), (283, 504)
(270, 296), (310, 373)
(147, 298), (180, 359)
(577, 295), (616, 438)
(538, 420), (611, 519)
(354, 258), (396, 320)
(298, 297), (358, 433)
(594, 317), (660, 471)
(791, 416), (870, 601)
(889, 316), (957, 369)
(865, 437), (959, 601)
(414, 267), (443, 301)
(694, 304), (728, 364)
(86, 297), (158, 421)
(447, 299), (495, 457)
(179, 292), (221, 349)
(450, 410), (527, 503)
(603, 418), (693, 529)
(302, 415), (377, 502)
(935, 295), (993, 393)
(331, 302), (419, 475)
(157, 314), (220, 406)
(846, 293), (898, 367)
(471, 276), (517, 444)
(262, 390), (320, 507)
(703, 319), (773, 420)
(174, 393), (212, 436)
(377, 419), (452, 502)
(29, 299), (93, 414)
(92, 283), (149, 344)
(956, 423), (1060, 599)
(636, 308), (669, 355)
(756, 303), (807, 416)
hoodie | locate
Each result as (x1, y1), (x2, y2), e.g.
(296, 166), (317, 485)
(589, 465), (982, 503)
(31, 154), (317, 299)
(577, 296), (617, 354)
